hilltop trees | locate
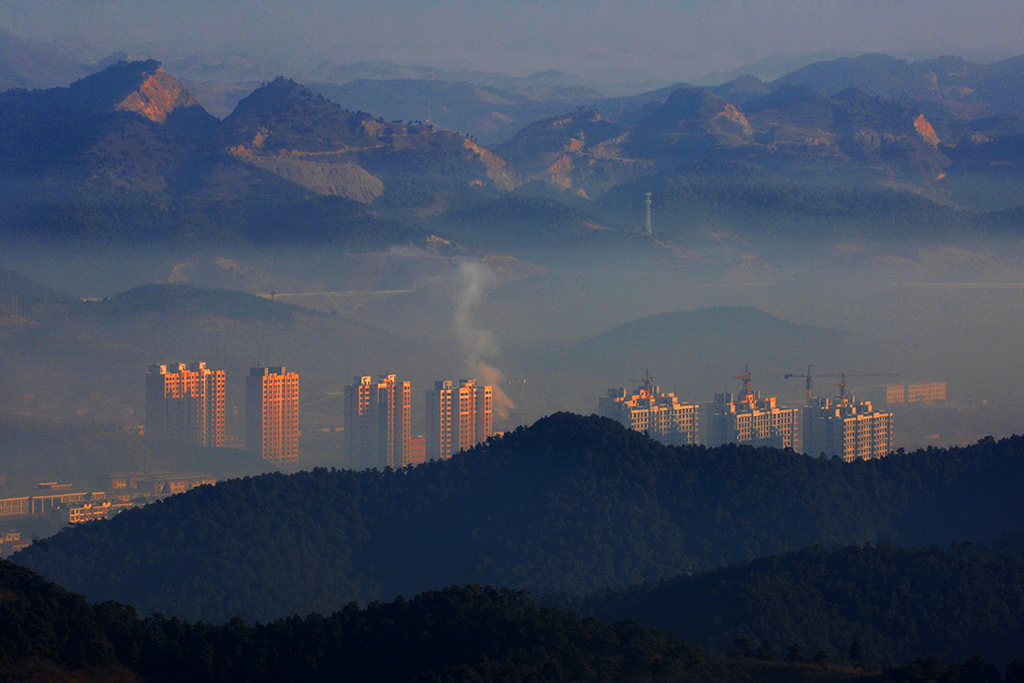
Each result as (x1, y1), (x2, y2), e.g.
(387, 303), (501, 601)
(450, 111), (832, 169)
(15, 414), (1024, 623)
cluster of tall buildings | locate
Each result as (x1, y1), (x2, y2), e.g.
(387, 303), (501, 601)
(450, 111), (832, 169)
(147, 359), (905, 467)
(146, 363), (299, 462)
(344, 375), (494, 469)
(599, 367), (896, 462)
(146, 363), (495, 469)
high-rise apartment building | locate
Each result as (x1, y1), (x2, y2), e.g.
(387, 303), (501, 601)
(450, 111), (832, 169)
(803, 395), (893, 461)
(343, 374), (412, 469)
(145, 362), (225, 447)
(709, 368), (797, 449)
(246, 366), (299, 462)
(425, 380), (453, 461)
(425, 378), (492, 460)
(406, 436), (426, 466)
(597, 374), (699, 446)
(455, 378), (493, 453)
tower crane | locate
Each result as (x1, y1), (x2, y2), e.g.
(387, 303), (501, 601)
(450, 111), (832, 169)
(784, 364), (815, 402)
(784, 367), (898, 402)
(629, 369), (655, 394)
(734, 364), (754, 403)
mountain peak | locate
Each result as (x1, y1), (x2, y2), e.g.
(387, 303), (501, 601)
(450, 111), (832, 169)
(262, 75), (309, 97)
(62, 59), (204, 124)
(230, 76), (323, 116)
(639, 87), (753, 142)
(658, 87), (730, 121)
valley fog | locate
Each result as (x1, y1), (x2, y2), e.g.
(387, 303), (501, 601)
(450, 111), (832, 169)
(3, 229), (1022, 459)
(4, 45), (1024, 488)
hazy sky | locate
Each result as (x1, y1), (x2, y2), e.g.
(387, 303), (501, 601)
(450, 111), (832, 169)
(3, 0), (1024, 81)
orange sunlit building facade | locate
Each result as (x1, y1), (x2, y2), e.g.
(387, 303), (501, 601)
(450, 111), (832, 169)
(887, 382), (947, 404)
(145, 362), (226, 447)
(425, 378), (492, 460)
(803, 396), (893, 461)
(709, 369), (797, 449)
(246, 366), (299, 462)
(598, 374), (699, 446)
(343, 374), (412, 469)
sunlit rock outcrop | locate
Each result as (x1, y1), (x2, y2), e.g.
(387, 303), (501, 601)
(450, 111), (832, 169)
(914, 113), (941, 147)
(463, 138), (521, 191)
(114, 68), (201, 124)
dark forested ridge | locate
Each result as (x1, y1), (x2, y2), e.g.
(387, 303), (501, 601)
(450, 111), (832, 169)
(565, 543), (1024, 671)
(14, 413), (1024, 623)
(0, 559), (882, 683)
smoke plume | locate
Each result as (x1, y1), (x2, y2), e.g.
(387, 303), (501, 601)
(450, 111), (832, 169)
(454, 259), (515, 420)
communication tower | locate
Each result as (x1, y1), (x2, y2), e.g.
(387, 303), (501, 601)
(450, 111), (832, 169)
(644, 191), (652, 235)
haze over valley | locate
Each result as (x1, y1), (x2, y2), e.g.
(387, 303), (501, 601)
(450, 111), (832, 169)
(3, 49), (1024, 451)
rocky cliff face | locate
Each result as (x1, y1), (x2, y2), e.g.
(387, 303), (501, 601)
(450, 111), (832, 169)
(220, 77), (523, 204)
(238, 154), (386, 202)
(462, 139), (521, 191)
(493, 108), (638, 190)
(914, 114), (941, 147)
(114, 68), (202, 124)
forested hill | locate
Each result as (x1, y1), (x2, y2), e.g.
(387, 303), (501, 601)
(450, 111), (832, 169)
(14, 413), (1024, 622)
(0, 558), (872, 683)
(566, 543), (1024, 671)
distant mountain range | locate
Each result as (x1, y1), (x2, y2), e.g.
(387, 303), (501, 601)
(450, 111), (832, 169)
(0, 59), (515, 246)
(767, 52), (1024, 113)
(4, 45), (1024, 256)
(0, 28), (93, 90)
(564, 306), (882, 399)
(496, 85), (952, 199)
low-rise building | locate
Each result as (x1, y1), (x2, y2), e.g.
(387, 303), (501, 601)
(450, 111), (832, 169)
(907, 382), (946, 403)
(0, 531), (30, 557)
(887, 382), (947, 404)
(110, 472), (216, 496)
(61, 500), (113, 525)
(0, 488), (90, 518)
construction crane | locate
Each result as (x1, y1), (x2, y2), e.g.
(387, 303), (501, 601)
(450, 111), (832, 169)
(784, 366), (898, 402)
(734, 364), (754, 403)
(629, 369), (655, 394)
(784, 364), (816, 402)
